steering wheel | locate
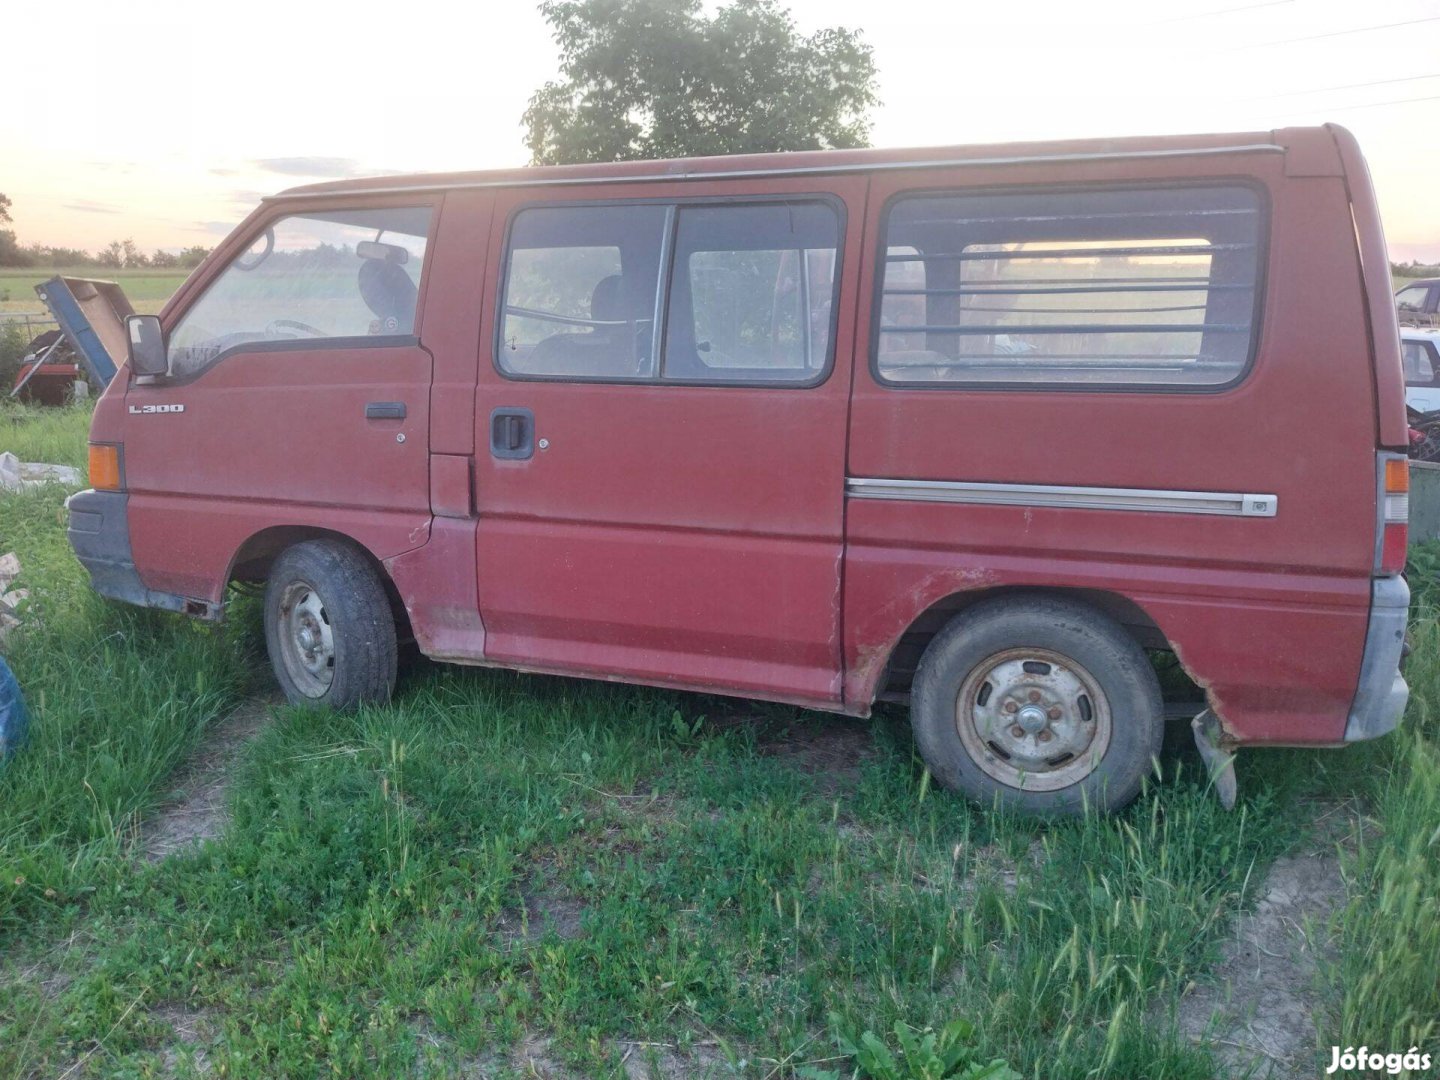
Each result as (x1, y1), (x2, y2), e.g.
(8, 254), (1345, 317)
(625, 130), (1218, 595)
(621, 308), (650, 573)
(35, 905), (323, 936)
(266, 319), (327, 340)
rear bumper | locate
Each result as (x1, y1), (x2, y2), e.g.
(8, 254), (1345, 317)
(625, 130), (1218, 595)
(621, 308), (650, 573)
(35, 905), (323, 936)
(65, 489), (201, 616)
(1344, 575), (1410, 742)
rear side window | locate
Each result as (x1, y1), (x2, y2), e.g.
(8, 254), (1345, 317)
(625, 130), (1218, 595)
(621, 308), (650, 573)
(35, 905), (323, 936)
(168, 207), (431, 377)
(499, 205), (669, 379)
(498, 199), (841, 385)
(664, 203), (838, 383)
(874, 185), (1265, 389)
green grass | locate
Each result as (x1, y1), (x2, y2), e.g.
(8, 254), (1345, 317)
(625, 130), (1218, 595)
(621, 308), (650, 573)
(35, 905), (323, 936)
(0, 403), (1436, 1077)
(1324, 558), (1440, 1055)
(0, 404), (253, 945)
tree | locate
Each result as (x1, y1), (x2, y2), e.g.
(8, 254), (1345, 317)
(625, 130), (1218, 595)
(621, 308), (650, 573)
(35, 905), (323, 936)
(0, 231), (30, 268)
(98, 239), (150, 270)
(0, 195), (29, 268)
(523, 0), (878, 165)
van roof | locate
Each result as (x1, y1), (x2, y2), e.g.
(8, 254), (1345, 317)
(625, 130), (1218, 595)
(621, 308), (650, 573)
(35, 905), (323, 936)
(271, 128), (1303, 201)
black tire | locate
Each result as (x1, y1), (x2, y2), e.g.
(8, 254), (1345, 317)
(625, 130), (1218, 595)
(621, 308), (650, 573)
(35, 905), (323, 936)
(910, 595), (1162, 815)
(262, 540), (397, 708)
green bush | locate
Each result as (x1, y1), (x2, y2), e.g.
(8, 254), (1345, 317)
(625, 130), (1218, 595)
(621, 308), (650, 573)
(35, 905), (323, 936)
(0, 321), (32, 388)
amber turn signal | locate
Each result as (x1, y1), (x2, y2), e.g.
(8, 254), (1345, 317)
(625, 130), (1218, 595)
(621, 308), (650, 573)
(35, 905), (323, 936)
(88, 444), (122, 491)
(1384, 456), (1410, 494)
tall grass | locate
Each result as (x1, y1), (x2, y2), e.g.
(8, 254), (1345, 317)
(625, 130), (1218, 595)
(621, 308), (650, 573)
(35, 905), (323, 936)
(1327, 555), (1440, 1054)
(0, 404), (254, 943)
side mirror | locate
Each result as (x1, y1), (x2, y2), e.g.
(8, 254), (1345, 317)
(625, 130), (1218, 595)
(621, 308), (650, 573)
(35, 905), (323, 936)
(126, 315), (167, 377)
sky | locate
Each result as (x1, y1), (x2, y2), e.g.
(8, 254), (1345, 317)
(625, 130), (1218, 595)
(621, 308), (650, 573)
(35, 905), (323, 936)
(4, 0), (1439, 262)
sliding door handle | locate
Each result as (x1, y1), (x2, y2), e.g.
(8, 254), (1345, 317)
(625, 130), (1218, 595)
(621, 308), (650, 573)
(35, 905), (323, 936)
(490, 407), (535, 460)
(365, 401), (407, 420)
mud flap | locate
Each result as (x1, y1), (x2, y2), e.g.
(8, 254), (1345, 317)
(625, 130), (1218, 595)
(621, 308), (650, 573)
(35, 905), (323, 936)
(1191, 709), (1237, 810)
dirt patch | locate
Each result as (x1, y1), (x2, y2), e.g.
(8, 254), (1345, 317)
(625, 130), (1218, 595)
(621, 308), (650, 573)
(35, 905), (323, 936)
(508, 1035), (584, 1079)
(151, 1001), (218, 1076)
(617, 1038), (728, 1079)
(140, 696), (277, 863)
(1177, 799), (1360, 1078)
(757, 717), (877, 795)
(498, 888), (588, 945)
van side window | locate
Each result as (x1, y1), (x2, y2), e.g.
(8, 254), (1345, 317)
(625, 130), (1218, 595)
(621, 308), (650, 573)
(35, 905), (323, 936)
(663, 202), (839, 383)
(499, 205), (669, 379)
(167, 207), (431, 377)
(874, 185), (1264, 389)
(1404, 340), (1437, 385)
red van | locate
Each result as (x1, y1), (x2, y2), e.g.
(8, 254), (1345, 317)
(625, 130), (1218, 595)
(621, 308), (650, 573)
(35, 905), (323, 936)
(67, 124), (1410, 814)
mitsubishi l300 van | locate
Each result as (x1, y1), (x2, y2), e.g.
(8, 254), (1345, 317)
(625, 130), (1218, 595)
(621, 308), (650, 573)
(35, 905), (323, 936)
(67, 124), (1411, 814)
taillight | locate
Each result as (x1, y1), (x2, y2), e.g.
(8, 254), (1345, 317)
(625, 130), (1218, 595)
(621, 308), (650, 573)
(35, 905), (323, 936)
(88, 443), (122, 492)
(1379, 453), (1408, 575)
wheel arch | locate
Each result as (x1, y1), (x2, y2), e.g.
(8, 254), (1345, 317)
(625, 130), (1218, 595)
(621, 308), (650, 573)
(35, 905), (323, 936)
(865, 584), (1173, 707)
(226, 525), (412, 640)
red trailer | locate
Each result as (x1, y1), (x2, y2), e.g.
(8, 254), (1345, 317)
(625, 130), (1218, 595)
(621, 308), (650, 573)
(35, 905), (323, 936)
(67, 124), (1410, 814)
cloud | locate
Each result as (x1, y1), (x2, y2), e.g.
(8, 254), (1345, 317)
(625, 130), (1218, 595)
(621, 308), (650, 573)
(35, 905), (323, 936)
(64, 199), (121, 214)
(193, 220), (241, 235)
(229, 189), (268, 207)
(209, 167), (239, 177)
(252, 156), (362, 179)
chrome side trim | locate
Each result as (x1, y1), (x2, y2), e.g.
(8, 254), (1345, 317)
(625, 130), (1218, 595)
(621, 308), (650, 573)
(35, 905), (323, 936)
(267, 144), (1286, 201)
(844, 477), (1278, 517)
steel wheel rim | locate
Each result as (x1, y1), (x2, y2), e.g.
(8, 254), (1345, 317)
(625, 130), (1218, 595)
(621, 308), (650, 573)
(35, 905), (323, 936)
(277, 579), (335, 698)
(954, 646), (1111, 791)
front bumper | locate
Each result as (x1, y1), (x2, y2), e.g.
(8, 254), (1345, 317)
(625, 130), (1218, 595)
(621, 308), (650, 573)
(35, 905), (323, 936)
(1344, 575), (1410, 742)
(66, 489), (194, 615)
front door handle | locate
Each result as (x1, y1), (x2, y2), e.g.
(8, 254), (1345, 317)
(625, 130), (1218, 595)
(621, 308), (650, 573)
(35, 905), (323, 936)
(490, 407), (535, 460)
(365, 401), (406, 420)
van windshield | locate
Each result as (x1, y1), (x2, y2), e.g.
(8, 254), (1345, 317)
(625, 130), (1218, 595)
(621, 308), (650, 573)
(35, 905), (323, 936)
(167, 206), (431, 376)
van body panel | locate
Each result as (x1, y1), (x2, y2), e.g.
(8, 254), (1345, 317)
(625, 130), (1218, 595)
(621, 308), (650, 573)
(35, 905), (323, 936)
(277, 130), (1281, 200)
(386, 516), (485, 659)
(129, 498), (431, 604)
(1325, 124), (1409, 450)
(423, 190), (494, 457)
(842, 145), (1380, 742)
(123, 195), (442, 605)
(466, 175), (867, 705)
(840, 499), (1369, 741)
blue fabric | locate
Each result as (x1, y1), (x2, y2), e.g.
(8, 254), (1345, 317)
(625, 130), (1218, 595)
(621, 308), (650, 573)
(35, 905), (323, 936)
(0, 655), (28, 758)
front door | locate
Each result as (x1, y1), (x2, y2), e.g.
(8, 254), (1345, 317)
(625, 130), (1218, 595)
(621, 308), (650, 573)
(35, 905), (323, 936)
(470, 178), (865, 706)
(123, 201), (438, 601)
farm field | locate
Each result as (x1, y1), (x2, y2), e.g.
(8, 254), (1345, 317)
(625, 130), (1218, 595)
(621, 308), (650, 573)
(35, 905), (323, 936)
(0, 404), (1436, 1078)
(0, 268), (191, 318)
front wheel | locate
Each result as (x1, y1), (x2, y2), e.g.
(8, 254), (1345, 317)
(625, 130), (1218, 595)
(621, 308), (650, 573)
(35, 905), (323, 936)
(910, 596), (1162, 815)
(263, 540), (397, 708)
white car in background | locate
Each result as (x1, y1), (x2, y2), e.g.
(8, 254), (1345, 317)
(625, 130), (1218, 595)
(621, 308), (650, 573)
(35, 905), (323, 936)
(1403, 328), (1440, 412)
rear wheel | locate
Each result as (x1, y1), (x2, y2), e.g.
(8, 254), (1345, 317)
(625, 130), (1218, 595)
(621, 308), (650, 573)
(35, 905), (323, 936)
(910, 595), (1162, 815)
(263, 540), (397, 708)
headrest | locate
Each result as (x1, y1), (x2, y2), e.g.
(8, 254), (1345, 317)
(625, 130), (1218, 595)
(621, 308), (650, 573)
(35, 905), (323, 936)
(358, 259), (418, 327)
(591, 275), (625, 324)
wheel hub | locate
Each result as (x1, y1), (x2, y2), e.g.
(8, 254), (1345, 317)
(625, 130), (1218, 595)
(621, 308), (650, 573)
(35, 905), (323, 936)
(277, 580), (335, 698)
(954, 647), (1113, 792)
(1015, 703), (1049, 734)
